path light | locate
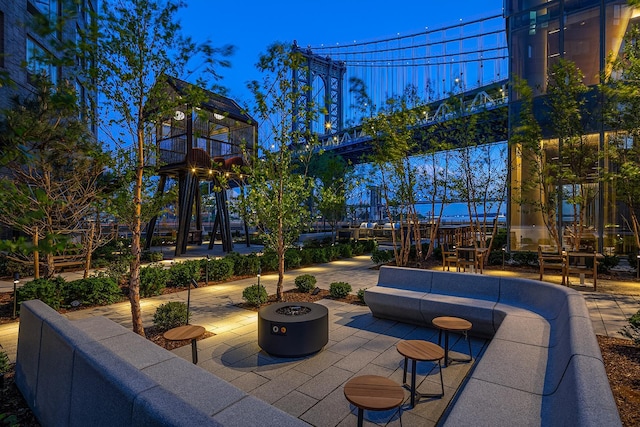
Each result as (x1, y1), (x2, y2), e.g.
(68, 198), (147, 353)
(637, 254), (640, 280)
(186, 278), (198, 325)
(12, 272), (19, 319)
(502, 246), (506, 269)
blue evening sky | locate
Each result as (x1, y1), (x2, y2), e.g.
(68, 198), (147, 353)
(177, 1), (504, 105)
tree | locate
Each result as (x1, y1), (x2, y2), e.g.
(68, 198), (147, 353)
(240, 43), (316, 300)
(546, 59), (595, 251)
(602, 23), (640, 252)
(510, 76), (562, 251)
(357, 84), (426, 267)
(310, 151), (349, 243)
(95, 0), (231, 335)
(0, 77), (109, 278)
(444, 92), (507, 254)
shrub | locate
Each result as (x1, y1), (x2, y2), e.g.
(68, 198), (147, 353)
(225, 252), (260, 276)
(299, 248), (314, 266)
(168, 260), (201, 287)
(371, 248), (393, 265)
(153, 301), (188, 331)
(0, 349), (9, 374)
(242, 284), (268, 307)
(294, 274), (317, 293)
(488, 250), (510, 266)
(65, 277), (121, 306)
(327, 245), (341, 261)
(206, 257), (234, 281)
(312, 248), (329, 264)
(141, 250), (163, 262)
(350, 242), (365, 256)
(329, 281), (352, 298)
(600, 255), (619, 273)
(622, 309), (640, 346)
(17, 277), (65, 310)
(357, 288), (367, 304)
(284, 249), (302, 269)
(512, 251), (537, 266)
(259, 251), (279, 273)
(140, 264), (168, 297)
(360, 239), (377, 253)
(339, 244), (353, 259)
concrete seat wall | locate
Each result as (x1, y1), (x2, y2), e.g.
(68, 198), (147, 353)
(15, 300), (308, 427)
(364, 266), (621, 426)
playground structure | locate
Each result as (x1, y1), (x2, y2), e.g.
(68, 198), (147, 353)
(144, 77), (257, 255)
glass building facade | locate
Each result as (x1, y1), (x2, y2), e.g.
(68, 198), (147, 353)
(506, 0), (640, 254)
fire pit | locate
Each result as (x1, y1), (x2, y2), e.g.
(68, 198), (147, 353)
(258, 302), (328, 357)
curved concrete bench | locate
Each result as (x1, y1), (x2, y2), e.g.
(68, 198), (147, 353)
(365, 266), (621, 426)
(15, 300), (308, 427)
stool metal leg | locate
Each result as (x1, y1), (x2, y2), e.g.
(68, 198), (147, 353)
(357, 408), (364, 427)
(410, 359), (417, 408)
(438, 360), (444, 396)
(403, 356), (408, 384)
(191, 339), (198, 364)
(465, 331), (473, 361)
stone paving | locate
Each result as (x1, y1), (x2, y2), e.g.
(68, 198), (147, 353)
(1, 244), (639, 426)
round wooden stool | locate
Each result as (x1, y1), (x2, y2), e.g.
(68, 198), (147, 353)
(432, 316), (472, 367)
(344, 375), (404, 427)
(396, 340), (444, 408)
(163, 324), (205, 364)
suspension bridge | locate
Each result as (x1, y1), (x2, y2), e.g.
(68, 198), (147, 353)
(289, 13), (509, 162)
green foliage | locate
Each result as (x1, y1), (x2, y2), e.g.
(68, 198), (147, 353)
(168, 260), (201, 287)
(0, 349), (10, 374)
(357, 288), (367, 304)
(294, 274), (317, 293)
(65, 277), (122, 306)
(16, 277), (66, 310)
(488, 250), (510, 266)
(259, 251), (279, 273)
(371, 249), (393, 265)
(284, 249), (302, 269)
(312, 248), (329, 264)
(329, 282), (352, 299)
(139, 264), (168, 297)
(237, 43), (316, 297)
(299, 248), (314, 266)
(152, 302), (188, 331)
(622, 310), (640, 346)
(512, 251), (538, 266)
(225, 252), (260, 276)
(359, 239), (377, 253)
(242, 284), (268, 307)
(350, 242), (365, 256)
(204, 257), (234, 282)
(600, 255), (619, 273)
(339, 244), (353, 258)
(141, 251), (163, 262)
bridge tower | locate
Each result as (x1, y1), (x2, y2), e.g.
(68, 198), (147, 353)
(292, 42), (347, 136)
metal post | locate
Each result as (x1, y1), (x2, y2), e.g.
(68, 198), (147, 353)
(206, 255), (209, 285)
(257, 267), (261, 288)
(12, 272), (19, 319)
(637, 255), (639, 280)
(502, 247), (506, 270)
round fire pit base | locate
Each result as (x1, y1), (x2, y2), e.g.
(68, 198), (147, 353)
(258, 302), (329, 357)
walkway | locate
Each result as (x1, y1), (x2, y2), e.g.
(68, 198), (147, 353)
(0, 249), (639, 426)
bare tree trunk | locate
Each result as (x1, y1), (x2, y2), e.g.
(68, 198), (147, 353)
(129, 128), (145, 337)
(33, 227), (40, 279)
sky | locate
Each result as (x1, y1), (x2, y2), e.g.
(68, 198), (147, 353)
(177, 1), (504, 106)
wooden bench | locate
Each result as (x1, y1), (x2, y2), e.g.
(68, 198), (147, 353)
(566, 251), (602, 290)
(51, 254), (85, 271)
(538, 246), (567, 285)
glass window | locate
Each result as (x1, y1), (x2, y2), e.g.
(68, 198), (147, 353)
(26, 37), (57, 85)
(31, 0), (59, 21)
